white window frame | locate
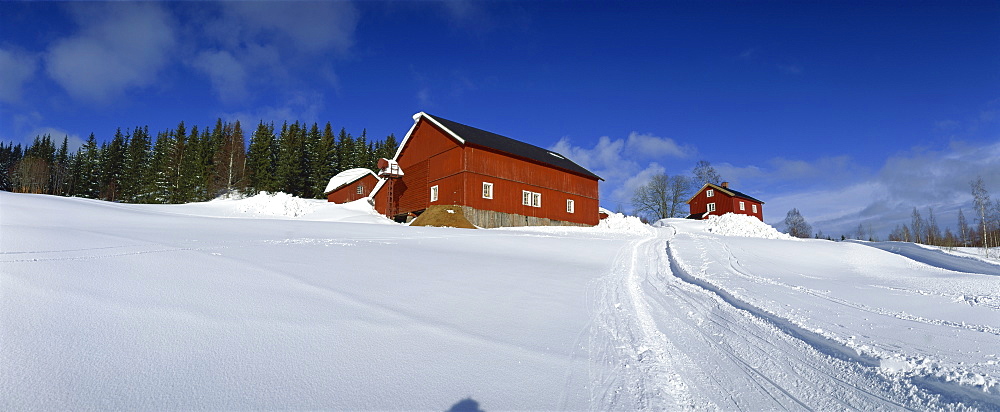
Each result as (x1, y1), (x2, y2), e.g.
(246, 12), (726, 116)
(522, 190), (532, 206)
(752, 204), (758, 213)
(482, 182), (493, 199)
(739, 201), (745, 211)
(430, 185), (439, 202)
(567, 199), (575, 213)
(706, 189), (714, 198)
(532, 192), (541, 208)
(707, 202), (716, 213)
(356, 184), (364, 195)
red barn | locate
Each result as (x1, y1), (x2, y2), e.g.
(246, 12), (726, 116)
(686, 182), (764, 221)
(324, 168), (381, 204)
(370, 112), (602, 227)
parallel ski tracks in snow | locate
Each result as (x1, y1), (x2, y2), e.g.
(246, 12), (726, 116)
(589, 227), (956, 410)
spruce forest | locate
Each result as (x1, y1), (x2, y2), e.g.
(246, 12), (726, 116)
(0, 120), (399, 203)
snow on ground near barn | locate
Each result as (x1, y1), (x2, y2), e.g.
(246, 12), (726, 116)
(2, 193), (999, 410)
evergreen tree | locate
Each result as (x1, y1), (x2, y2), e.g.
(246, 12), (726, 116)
(149, 130), (175, 203)
(355, 128), (370, 169)
(309, 122), (336, 198)
(302, 122), (321, 197)
(100, 128), (128, 201)
(175, 126), (209, 203)
(335, 127), (355, 171)
(214, 120), (247, 195)
(309, 122), (337, 198)
(76, 133), (102, 198)
(276, 122), (308, 196)
(122, 126), (153, 203)
(0, 142), (24, 192)
(247, 121), (277, 193)
(50, 136), (71, 196)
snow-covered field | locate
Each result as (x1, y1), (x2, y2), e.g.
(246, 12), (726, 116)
(2, 192), (999, 410)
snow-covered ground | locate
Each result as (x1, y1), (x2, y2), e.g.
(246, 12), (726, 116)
(2, 192), (999, 410)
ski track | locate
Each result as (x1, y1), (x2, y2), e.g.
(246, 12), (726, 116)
(589, 225), (976, 410)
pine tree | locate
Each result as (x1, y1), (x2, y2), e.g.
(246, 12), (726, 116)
(302, 122), (321, 197)
(276, 122), (308, 196)
(50, 136), (71, 196)
(214, 120), (247, 195)
(149, 130), (175, 203)
(309, 122), (337, 198)
(336, 127), (355, 171)
(100, 128), (128, 201)
(247, 121), (277, 193)
(77, 133), (102, 198)
(0, 142), (24, 192)
(122, 126), (152, 202)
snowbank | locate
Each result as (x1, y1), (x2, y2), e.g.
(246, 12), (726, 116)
(229, 191), (319, 217)
(704, 213), (793, 239)
(596, 211), (654, 236)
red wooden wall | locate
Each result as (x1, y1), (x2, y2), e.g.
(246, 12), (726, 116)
(327, 174), (380, 204)
(374, 117), (601, 226)
(688, 187), (763, 221)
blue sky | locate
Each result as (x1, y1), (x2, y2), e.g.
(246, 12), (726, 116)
(1, 1), (998, 236)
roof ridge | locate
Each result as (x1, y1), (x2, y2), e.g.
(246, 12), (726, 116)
(421, 113), (602, 181)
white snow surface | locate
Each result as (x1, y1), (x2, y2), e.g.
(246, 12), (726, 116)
(3, 192), (999, 410)
(698, 212), (794, 239)
(322, 168), (377, 194)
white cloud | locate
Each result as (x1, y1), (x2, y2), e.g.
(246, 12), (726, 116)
(625, 132), (693, 159)
(26, 127), (85, 153)
(550, 132), (690, 210)
(757, 140), (1000, 237)
(189, 2), (359, 105)
(220, 91), (325, 130)
(44, 3), (176, 104)
(191, 50), (248, 103)
(0, 47), (37, 103)
(220, 2), (358, 55)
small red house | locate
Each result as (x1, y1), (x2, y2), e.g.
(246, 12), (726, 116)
(686, 182), (764, 221)
(370, 112), (602, 227)
(325, 168), (381, 204)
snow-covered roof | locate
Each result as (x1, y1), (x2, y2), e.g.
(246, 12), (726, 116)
(323, 168), (379, 195)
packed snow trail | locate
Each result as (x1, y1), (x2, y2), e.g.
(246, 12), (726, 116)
(853, 241), (1000, 277)
(590, 225), (963, 410)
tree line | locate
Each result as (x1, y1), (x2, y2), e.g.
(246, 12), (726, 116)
(885, 177), (999, 257)
(0, 119), (399, 203)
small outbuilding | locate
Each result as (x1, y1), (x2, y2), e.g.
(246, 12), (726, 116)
(324, 168), (381, 204)
(686, 182), (764, 221)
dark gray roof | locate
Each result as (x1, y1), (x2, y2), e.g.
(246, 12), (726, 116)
(426, 114), (602, 180)
(724, 187), (764, 204)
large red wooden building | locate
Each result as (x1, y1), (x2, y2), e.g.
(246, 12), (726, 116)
(370, 112), (602, 227)
(686, 182), (764, 221)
